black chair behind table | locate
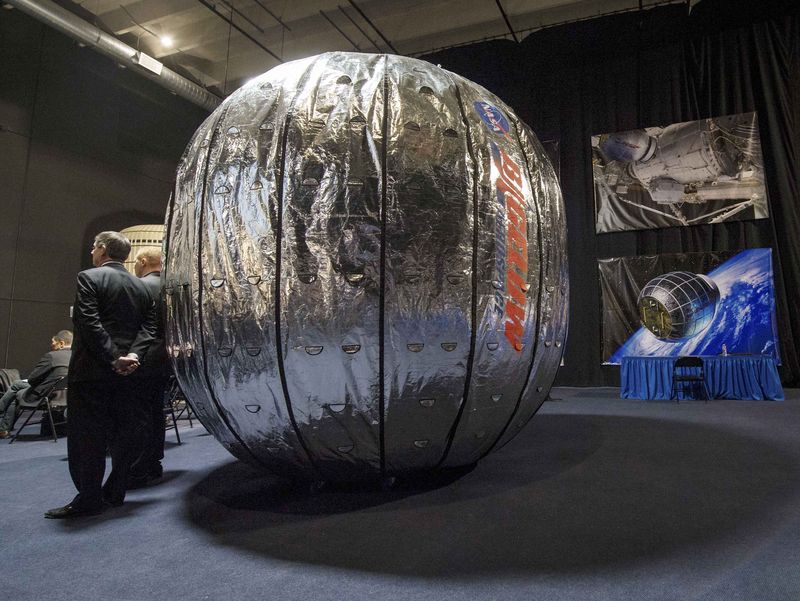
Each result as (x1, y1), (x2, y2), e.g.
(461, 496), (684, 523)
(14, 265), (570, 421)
(671, 356), (710, 402)
(9, 373), (69, 443)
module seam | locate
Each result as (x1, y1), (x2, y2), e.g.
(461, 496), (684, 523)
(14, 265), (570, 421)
(378, 55), (389, 477)
(195, 106), (277, 471)
(436, 79), (480, 468)
(482, 123), (547, 458)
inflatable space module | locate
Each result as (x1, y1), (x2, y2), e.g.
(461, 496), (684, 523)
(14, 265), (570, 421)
(164, 53), (568, 481)
(638, 271), (720, 340)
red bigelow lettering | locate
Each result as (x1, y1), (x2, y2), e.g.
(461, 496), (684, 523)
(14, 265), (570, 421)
(494, 148), (529, 352)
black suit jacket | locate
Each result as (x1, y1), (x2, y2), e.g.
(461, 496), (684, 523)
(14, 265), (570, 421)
(69, 262), (157, 383)
(21, 347), (72, 401)
(138, 271), (169, 375)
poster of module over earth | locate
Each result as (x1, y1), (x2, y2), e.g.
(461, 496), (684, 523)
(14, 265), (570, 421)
(599, 248), (780, 365)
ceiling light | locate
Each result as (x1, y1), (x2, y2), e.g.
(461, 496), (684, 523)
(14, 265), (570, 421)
(160, 35), (173, 48)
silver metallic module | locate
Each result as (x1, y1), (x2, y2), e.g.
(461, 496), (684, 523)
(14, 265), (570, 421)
(637, 271), (720, 341)
(164, 53), (568, 481)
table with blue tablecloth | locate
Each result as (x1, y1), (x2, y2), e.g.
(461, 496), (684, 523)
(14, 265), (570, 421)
(620, 355), (784, 400)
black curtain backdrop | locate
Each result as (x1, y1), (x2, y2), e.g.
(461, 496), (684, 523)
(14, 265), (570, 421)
(421, 0), (800, 386)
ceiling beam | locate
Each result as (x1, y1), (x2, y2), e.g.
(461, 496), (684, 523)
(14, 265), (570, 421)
(218, 0), (266, 34)
(195, 0), (282, 63)
(319, 9), (361, 51)
(347, 0), (397, 53)
(97, 0), (198, 35)
(338, 5), (382, 52)
(494, 0), (519, 43)
(250, 0), (291, 32)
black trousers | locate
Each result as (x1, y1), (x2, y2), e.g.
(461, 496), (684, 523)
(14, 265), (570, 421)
(129, 372), (169, 478)
(67, 379), (148, 509)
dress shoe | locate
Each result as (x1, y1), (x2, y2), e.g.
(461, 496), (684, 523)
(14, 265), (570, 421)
(126, 472), (160, 490)
(126, 475), (149, 490)
(127, 463), (164, 489)
(44, 503), (105, 519)
(101, 489), (125, 506)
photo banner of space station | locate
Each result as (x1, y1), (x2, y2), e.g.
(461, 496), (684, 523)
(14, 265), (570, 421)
(592, 112), (769, 233)
(598, 249), (780, 365)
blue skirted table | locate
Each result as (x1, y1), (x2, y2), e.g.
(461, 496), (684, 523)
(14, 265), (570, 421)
(620, 355), (784, 400)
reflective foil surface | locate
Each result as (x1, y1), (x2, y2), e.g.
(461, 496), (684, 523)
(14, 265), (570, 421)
(165, 53), (568, 481)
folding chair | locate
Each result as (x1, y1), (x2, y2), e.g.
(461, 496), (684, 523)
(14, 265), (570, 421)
(174, 397), (194, 428)
(9, 375), (68, 443)
(166, 376), (194, 429)
(672, 356), (710, 402)
(163, 389), (181, 444)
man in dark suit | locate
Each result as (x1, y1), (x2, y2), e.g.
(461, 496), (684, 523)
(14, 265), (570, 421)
(45, 231), (156, 519)
(128, 246), (170, 487)
(0, 330), (73, 437)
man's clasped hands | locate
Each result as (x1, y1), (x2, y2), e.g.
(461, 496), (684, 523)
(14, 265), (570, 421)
(112, 354), (140, 376)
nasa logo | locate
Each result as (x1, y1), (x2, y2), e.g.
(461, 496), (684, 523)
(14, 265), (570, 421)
(474, 101), (510, 136)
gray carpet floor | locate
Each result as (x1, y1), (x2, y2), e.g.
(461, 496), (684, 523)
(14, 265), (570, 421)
(2, 387), (800, 601)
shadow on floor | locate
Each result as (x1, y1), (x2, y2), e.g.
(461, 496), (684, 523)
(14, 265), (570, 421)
(184, 413), (800, 576)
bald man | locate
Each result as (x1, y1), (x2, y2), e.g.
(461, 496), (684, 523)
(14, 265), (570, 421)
(128, 246), (171, 486)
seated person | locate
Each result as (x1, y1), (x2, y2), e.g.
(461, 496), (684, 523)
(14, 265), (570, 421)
(0, 330), (73, 438)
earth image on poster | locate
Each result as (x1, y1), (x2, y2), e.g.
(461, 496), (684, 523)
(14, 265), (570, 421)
(609, 249), (779, 363)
